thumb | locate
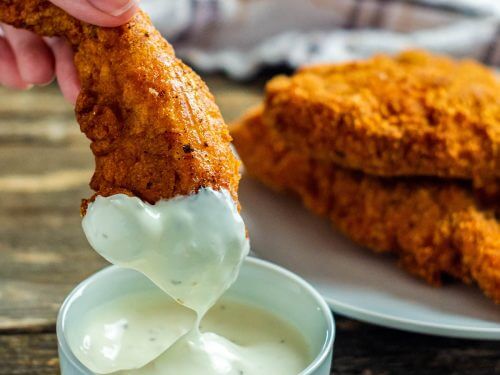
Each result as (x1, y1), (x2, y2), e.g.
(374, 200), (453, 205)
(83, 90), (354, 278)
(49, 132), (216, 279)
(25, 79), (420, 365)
(49, 0), (140, 27)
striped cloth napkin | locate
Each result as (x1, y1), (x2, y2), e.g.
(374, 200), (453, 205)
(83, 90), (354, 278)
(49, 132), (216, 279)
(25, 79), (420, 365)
(141, 0), (499, 78)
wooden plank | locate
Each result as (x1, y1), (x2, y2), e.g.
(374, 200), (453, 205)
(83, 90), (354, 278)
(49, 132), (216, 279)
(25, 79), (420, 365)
(0, 145), (91, 175)
(0, 116), (82, 146)
(332, 318), (500, 375)
(0, 166), (104, 330)
(0, 89), (102, 331)
(0, 333), (59, 375)
(0, 116), (99, 330)
(0, 206), (107, 330)
(0, 85), (72, 116)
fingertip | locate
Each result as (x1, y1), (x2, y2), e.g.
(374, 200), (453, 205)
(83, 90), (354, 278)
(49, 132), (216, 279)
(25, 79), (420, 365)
(0, 36), (31, 90)
(49, 0), (139, 27)
(2, 25), (55, 85)
(87, 0), (140, 26)
(30, 71), (56, 86)
(60, 81), (80, 104)
(103, 5), (140, 27)
(47, 37), (80, 105)
(23, 54), (55, 85)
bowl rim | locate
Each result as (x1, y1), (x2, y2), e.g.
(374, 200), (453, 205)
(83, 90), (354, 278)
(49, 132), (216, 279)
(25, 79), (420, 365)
(57, 256), (335, 374)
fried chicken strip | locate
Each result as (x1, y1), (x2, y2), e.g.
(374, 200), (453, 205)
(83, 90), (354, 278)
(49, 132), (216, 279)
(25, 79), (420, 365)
(264, 51), (500, 188)
(232, 108), (500, 304)
(0, 0), (240, 208)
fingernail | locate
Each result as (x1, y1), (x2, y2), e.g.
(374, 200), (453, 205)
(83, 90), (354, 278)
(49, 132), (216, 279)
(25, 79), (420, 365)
(38, 77), (56, 87)
(89, 0), (139, 17)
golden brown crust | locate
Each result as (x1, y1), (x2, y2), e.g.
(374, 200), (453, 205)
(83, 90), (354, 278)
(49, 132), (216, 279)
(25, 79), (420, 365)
(232, 108), (500, 303)
(0, 1), (240, 206)
(264, 50), (500, 187)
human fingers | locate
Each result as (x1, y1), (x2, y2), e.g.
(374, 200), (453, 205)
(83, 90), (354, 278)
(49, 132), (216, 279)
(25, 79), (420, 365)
(2, 24), (54, 85)
(46, 37), (80, 104)
(49, 0), (140, 27)
(0, 28), (30, 89)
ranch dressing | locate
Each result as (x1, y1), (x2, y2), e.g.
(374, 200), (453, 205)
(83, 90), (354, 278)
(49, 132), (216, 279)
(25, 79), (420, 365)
(68, 292), (310, 375)
(66, 291), (197, 373)
(128, 300), (310, 375)
(83, 189), (248, 316)
(77, 188), (310, 374)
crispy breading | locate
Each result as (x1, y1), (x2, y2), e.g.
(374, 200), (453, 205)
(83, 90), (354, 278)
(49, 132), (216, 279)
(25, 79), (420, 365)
(0, 0), (240, 208)
(264, 51), (500, 189)
(232, 108), (500, 303)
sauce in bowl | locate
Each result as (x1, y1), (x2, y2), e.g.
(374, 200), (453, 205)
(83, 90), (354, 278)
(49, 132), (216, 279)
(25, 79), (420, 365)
(71, 188), (310, 374)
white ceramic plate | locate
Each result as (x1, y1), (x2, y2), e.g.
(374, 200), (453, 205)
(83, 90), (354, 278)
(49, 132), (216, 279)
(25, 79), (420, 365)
(240, 177), (500, 340)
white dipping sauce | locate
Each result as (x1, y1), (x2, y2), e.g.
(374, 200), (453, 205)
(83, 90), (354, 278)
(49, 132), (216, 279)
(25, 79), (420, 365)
(69, 292), (310, 375)
(78, 188), (310, 374)
(66, 291), (196, 373)
(83, 189), (248, 315)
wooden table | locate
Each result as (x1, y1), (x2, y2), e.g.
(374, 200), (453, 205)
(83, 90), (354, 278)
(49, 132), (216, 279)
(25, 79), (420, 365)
(0, 77), (499, 375)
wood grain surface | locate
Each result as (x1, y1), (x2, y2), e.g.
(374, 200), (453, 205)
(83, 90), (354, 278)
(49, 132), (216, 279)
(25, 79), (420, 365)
(0, 78), (499, 375)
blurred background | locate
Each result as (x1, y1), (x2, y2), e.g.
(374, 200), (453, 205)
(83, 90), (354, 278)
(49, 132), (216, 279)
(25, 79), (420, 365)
(143, 0), (500, 78)
(0, 0), (499, 373)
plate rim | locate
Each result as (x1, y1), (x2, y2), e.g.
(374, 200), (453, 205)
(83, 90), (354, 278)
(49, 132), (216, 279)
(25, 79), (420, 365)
(325, 295), (500, 340)
(254, 250), (500, 340)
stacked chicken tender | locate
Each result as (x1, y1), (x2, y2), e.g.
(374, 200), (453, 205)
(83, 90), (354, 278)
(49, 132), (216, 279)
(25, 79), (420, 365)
(231, 51), (500, 304)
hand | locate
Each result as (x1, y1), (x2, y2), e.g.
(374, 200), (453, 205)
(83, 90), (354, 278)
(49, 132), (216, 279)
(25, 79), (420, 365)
(0, 0), (139, 103)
